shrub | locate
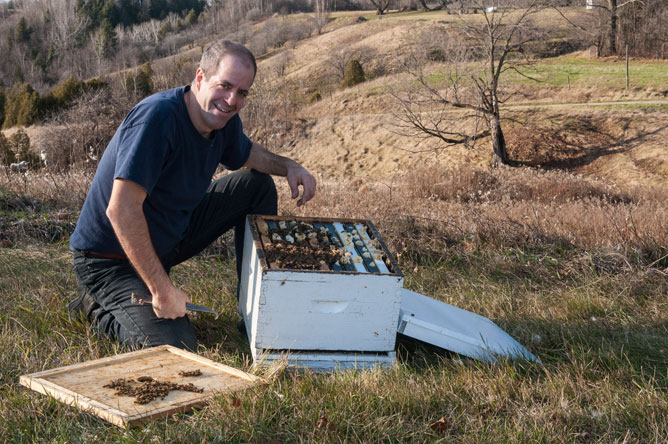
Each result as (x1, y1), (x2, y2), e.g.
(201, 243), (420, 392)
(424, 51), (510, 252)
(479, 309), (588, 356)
(9, 128), (39, 168)
(46, 76), (84, 108)
(2, 83), (40, 128)
(245, 8), (263, 21)
(341, 59), (365, 88)
(0, 88), (5, 127)
(1, 78), (107, 129)
(124, 63), (154, 99)
(185, 9), (198, 26)
(427, 48), (447, 62)
(42, 77), (106, 118)
(0, 132), (13, 165)
(44, 88), (131, 170)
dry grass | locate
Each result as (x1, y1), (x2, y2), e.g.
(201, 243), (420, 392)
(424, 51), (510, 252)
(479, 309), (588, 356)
(280, 165), (668, 270)
(2, 165), (668, 441)
(2, 8), (668, 441)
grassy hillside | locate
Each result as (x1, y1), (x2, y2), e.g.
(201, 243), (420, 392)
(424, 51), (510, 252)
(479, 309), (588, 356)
(1, 8), (668, 443)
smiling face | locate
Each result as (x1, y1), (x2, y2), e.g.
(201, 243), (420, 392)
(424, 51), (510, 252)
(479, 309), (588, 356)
(188, 53), (255, 138)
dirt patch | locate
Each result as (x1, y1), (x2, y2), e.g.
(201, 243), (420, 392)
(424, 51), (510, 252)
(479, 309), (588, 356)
(506, 114), (635, 170)
(103, 376), (203, 405)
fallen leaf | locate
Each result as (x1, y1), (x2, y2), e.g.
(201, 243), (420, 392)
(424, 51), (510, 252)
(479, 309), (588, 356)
(316, 414), (335, 431)
(231, 396), (241, 408)
(430, 416), (448, 433)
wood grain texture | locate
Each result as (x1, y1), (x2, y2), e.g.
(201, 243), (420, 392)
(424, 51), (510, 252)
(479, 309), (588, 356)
(20, 345), (263, 428)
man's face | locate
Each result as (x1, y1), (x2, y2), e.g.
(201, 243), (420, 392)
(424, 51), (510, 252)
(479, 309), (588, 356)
(192, 53), (254, 136)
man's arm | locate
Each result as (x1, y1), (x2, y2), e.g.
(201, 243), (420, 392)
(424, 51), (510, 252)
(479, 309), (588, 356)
(106, 178), (190, 319)
(244, 142), (316, 206)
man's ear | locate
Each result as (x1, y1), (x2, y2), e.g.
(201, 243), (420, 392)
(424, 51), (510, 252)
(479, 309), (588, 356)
(194, 68), (205, 91)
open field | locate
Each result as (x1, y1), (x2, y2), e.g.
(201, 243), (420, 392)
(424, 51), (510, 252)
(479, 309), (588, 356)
(2, 167), (668, 442)
(2, 6), (668, 443)
(506, 55), (668, 89)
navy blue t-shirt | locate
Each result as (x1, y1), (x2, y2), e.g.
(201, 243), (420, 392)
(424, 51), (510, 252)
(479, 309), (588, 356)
(70, 86), (252, 257)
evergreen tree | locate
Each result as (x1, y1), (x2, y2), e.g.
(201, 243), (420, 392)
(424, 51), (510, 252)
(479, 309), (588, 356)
(101, 0), (119, 27)
(117, 0), (140, 26)
(185, 8), (198, 26)
(341, 60), (365, 88)
(15, 17), (31, 43)
(126, 63), (154, 98)
(7, 26), (14, 47)
(3, 84), (39, 128)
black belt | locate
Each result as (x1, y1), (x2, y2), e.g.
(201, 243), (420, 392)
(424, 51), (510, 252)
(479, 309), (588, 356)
(78, 250), (128, 260)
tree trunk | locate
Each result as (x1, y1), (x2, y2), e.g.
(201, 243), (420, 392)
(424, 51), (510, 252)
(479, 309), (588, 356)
(417, 0), (432, 11)
(489, 115), (510, 168)
(609, 0), (618, 55)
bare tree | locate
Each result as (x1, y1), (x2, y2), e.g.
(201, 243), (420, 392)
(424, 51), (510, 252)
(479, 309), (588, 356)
(395, 1), (544, 167)
(311, 0), (331, 35)
(555, 0), (648, 55)
(593, 0), (644, 55)
(324, 45), (374, 83)
(369, 0), (393, 15)
(46, 0), (90, 74)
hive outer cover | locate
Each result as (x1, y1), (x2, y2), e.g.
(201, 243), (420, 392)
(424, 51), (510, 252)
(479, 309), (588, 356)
(397, 289), (538, 362)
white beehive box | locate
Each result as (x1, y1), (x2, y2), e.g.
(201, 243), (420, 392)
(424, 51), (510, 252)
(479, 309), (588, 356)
(239, 215), (403, 370)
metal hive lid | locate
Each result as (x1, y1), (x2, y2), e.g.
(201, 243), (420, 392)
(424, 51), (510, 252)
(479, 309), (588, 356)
(397, 289), (538, 363)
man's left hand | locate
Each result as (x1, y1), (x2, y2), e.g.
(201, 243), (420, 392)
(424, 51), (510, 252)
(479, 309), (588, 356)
(287, 165), (316, 206)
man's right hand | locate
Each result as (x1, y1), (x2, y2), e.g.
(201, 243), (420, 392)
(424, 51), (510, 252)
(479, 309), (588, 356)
(107, 178), (190, 320)
(151, 284), (191, 319)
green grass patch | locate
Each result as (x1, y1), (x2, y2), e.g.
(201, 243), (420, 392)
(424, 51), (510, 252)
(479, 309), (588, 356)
(596, 103), (668, 111)
(503, 56), (668, 89)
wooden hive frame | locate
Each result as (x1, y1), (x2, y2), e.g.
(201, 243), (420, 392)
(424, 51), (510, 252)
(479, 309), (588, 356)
(20, 345), (263, 428)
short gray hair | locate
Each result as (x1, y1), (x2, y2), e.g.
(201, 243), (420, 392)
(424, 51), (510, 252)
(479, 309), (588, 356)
(199, 40), (256, 80)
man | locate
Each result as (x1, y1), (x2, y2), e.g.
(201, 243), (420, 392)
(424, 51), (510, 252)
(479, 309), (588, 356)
(68, 40), (316, 351)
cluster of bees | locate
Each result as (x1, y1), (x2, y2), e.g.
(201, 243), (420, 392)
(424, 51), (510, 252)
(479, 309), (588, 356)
(255, 218), (391, 273)
(256, 220), (342, 270)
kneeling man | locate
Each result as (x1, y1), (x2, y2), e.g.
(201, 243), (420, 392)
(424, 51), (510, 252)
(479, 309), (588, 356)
(68, 40), (316, 350)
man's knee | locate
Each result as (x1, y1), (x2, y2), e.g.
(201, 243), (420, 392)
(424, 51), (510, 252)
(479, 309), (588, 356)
(122, 327), (198, 351)
(102, 306), (199, 352)
(248, 169), (277, 200)
(154, 328), (198, 351)
(211, 169), (277, 207)
(242, 169), (278, 215)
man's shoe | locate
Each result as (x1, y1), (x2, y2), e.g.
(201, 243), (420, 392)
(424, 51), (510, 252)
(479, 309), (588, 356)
(68, 285), (100, 322)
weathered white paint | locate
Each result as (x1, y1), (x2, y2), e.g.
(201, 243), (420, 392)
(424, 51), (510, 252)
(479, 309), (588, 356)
(398, 289), (538, 362)
(253, 350), (396, 372)
(239, 217), (404, 370)
(250, 270), (402, 351)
